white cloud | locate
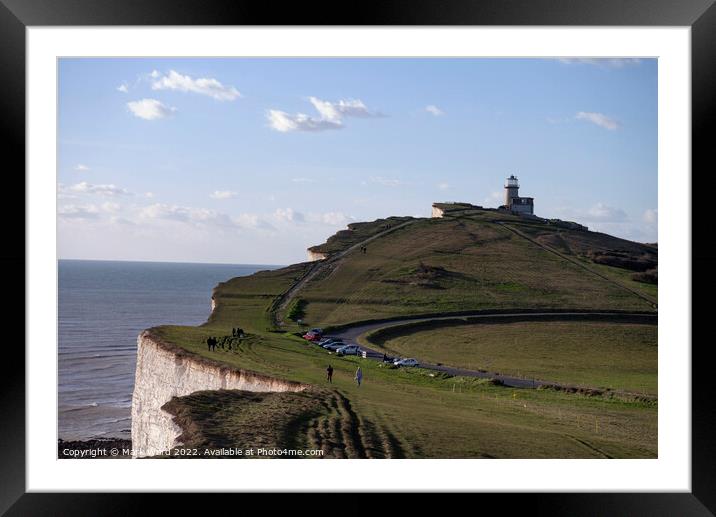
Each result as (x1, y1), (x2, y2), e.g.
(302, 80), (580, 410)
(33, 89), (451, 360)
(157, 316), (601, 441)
(587, 203), (629, 223)
(483, 191), (503, 207)
(101, 202), (121, 213)
(552, 203), (629, 223)
(323, 212), (351, 226)
(267, 97), (382, 133)
(291, 177), (315, 183)
(425, 105), (445, 116)
(117, 82), (129, 93)
(309, 97), (377, 121)
(643, 208), (658, 224)
(575, 111), (620, 131)
(139, 203), (270, 230)
(557, 58), (642, 68)
(307, 211), (351, 226)
(266, 109), (343, 133)
(127, 98), (177, 120)
(274, 207), (305, 223)
(67, 182), (131, 197)
(437, 182), (450, 190)
(550, 203), (659, 242)
(144, 192), (155, 198)
(58, 204), (100, 220)
(233, 213), (271, 229)
(368, 176), (402, 187)
(74, 164), (90, 171)
(150, 70), (241, 101)
(210, 190), (237, 200)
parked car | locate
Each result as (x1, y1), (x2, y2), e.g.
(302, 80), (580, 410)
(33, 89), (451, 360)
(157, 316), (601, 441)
(303, 332), (320, 341)
(318, 337), (337, 345)
(309, 328), (324, 336)
(323, 341), (347, 351)
(393, 358), (419, 367)
(336, 345), (362, 356)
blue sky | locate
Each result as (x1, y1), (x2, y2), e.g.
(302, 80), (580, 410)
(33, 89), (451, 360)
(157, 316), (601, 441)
(58, 58), (657, 264)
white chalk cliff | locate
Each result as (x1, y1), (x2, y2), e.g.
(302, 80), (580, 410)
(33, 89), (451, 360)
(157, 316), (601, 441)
(131, 331), (307, 458)
(307, 249), (328, 262)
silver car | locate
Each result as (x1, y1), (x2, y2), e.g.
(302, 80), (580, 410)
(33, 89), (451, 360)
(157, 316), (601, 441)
(393, 358), (419, 367)
(323, 341), (346, 351)
(336, 345), (362, 356)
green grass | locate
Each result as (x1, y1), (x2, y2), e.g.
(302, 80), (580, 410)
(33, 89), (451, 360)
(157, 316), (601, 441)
(299, 217), (654, 326)
(208, 262), (313, 332)
(509, 221), (658, 302)
(154, 321), (656, 458)
(150, 211), (658, 458)
(364, 321), (657, 395)
(586, 260), (659, 300)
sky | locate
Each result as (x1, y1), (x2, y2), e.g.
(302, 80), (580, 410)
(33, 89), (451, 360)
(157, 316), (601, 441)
(58, 58), (657, 265)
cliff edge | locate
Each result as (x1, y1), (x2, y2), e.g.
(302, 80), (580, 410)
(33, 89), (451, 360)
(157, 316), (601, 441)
(131, 330), (308, 458)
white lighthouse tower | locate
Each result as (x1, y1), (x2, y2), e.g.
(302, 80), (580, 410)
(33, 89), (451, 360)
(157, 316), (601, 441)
(504, 175), (520, 206)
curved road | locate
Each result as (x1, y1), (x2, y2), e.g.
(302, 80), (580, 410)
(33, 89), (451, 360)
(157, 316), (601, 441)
(327, 310), (657, 392)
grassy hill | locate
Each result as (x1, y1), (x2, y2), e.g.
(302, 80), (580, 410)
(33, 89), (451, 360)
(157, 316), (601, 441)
(154, 207), (658, 458)
(363, 320), (657, 394)
(282, 210), (656, 328)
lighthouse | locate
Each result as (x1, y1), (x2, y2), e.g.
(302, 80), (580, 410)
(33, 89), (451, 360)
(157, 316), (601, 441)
(504, 175), (520, 206)
(502, 175), (534, 215)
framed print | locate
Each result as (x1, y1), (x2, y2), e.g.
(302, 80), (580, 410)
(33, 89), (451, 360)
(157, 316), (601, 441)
(3, 0), (715, 513)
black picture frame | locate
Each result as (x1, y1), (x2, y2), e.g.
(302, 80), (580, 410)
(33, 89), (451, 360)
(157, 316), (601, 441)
(3, 0), (713, 514)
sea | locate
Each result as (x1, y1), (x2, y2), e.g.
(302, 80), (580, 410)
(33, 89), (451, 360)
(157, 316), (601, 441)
(58, 259), (281, 441)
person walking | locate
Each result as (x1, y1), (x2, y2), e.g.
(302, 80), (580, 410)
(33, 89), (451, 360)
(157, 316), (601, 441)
(207, 337), (212, 351)
(326, 364), (334, 383)
(355, 366), (363, 387)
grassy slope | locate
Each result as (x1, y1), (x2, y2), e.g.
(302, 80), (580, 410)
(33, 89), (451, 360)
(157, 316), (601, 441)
(511, 221), (658, 301)
(366, 321), (657, 394)
(206, 262), (313, 332)
(152, 211), (658, 458)
(154, 326), (656, 458)
(299, 215), (654, 327)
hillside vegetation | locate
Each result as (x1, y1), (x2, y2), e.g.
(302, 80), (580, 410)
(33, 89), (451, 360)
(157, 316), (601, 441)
(288, 212), (656, 327)
(157, 208), (658, 458)
(364, 320), (657, 394)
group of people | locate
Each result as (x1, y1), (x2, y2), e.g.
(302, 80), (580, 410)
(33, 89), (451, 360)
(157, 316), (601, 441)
(206, 336), (220, 351)
(359, 245), (368, 254)
(325, 364), (363, 387)
(206, 326), (245, 352)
